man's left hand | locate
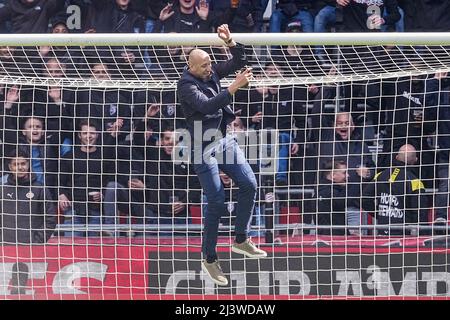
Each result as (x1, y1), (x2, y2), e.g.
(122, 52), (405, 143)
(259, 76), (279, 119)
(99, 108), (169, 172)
(217, 24), (232, 43)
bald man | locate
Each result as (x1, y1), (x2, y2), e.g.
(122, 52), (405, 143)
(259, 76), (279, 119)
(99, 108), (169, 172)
(396, 144), (418, 166)
(362, 144), (429, 236)
(177, 24), (266, 286)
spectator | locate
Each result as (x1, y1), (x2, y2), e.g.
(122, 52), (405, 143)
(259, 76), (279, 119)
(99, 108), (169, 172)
(154, 0), (215, 33)
(0, 0), (65, 33)
(145, 127), (193, 227)
(132, 90), (161, 148)
(129, 0), (167, 33)
(314, 1), (336, 33)
(0, 46), (21, 78)
(313, 1), (336, 63)
(317, 160), (348, 235)
(75, 61), (132, 143)
(269, 1), (314, 33)
(133, 88), (187, 143)
(270, 21), (323, 76)
(0, 85), (22, 163)
(0, 148), (57, 244)
(309, 112), (375, 230)
(209, 0), (263, 33)
(362, 144), (429, 236)
(58, 119), (118, 237)
(149, 43), (195, 80)
(336, 0), (400, 32)
(32, 58), (76, 147)
(0, 0), (9, 33)
(378, 72), (441, 188)
(38, 20), (86, 78)
(76, 0), (145, 78)
(80, 0), (144, 33)
(433, 72), (450, 229)
(2, 116), (60, 200)
(235, 63), (307, 186)
(398, 0), (450, 32)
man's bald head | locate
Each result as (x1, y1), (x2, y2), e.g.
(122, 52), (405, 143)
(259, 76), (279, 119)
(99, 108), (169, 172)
(188, 49), (212, 81)
(396, 144), (418, 165)
(335, 112), (355, 140)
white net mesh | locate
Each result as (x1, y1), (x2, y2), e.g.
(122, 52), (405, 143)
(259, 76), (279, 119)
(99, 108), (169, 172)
(0, 33), (449, 300)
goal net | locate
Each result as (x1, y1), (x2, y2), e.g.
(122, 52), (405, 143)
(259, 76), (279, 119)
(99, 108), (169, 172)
(0, 33), (450, 300)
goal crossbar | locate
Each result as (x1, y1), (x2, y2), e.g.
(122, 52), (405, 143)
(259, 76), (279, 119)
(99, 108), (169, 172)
(1, 32), (450, 47)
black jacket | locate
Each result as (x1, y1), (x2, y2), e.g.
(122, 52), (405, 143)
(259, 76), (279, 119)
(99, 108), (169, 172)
(59, 137), (116, 203)
(76, 88), (132, 142)
(0, 0), (65, 33)
(317, 178), (347, 236)
(133, 0), (167, 20)
(382, 77), (439, 154)
(234, 85), (308, 143)
(153, 5), (214, 33)
(145, 146), (190, 219)
(362, 160), (429, 235)
(177, 43), (247, 146)
(338, 0), (400, 32)
(316, 127), (376, 208)
(398, 0), (450, 32)
(81, 0), (144, 33)
(211, 0), (263, 33)
(0, 174), (57, 244)
(276, 1), (314, 16)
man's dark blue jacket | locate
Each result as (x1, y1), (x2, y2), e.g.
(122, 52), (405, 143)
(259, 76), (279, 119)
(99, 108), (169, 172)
(177, 44), (247, 146)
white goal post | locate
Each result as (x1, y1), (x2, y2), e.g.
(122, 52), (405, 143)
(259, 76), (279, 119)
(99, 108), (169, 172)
(1, 32), (450, 300)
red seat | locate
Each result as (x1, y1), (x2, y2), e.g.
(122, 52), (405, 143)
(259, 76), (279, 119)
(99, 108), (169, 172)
(279, 206), (301, 224)
(189, 205), (202, 224)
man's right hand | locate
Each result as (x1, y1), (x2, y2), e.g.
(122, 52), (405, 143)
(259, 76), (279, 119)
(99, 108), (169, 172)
(228, 67), (253, 94)
(336, 0), (351, 7)
(58, 194), (71, 211)
(159, 4), (174, 21)
(252, 111), (263, 123)
(5, 86), (19, 109)
(172, 202), (186, 215)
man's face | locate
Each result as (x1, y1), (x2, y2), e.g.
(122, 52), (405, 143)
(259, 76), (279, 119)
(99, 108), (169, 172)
(230, 118), (245, 132)
(116, 0), (130, 8)
(22, 118), (44, 144)
(9, 157), (30, 179)
(78, 125), (99, 146)
(45, 59), (65, 78)
(91, 64), (110, 80)
(53, 23), (68, 34)
(189, 52), (212, 81)
(180, 0), (195, 10)
(265, 64), (282, 78)
(333, 165), (348, 184)
(335, 113), (354, 140)
(161, 131), (175, 156)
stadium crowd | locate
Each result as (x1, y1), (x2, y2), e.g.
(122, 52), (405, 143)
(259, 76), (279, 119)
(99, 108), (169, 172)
(0, 0), (450, 242)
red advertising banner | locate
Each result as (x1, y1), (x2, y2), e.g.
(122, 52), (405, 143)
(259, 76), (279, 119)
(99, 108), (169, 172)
(0, 236), (449, 300)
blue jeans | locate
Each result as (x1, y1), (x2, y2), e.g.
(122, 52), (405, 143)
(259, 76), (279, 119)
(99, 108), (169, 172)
(142, 19), (157, 71)
(63, 205), (101, 237)
(382, 7), (404, 32)
(269, 9), (314, 33)
(201, 195), (264, 237)
(255, 0), (271, 32)
(193, 135), (257, 259)
(314, 5), (336, 57)
(314, 5), (336, 32)
(276, 132), (292, 183)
